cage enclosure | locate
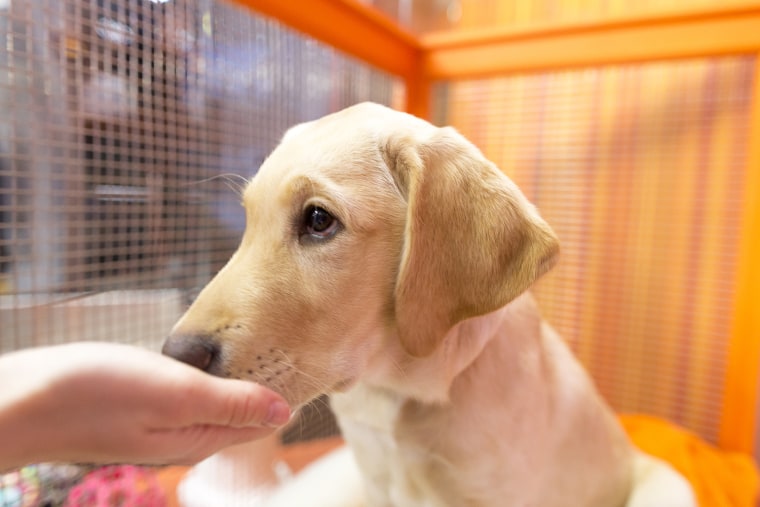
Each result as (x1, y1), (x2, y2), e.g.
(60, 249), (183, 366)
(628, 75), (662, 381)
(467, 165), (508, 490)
(1, 0), (759, 504)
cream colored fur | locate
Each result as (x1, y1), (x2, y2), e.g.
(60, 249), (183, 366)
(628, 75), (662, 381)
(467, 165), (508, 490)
(168, 103), (695, 507)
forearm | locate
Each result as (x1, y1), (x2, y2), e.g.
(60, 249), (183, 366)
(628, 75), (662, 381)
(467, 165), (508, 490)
(0, 400), (42, 472)
(0, 344), (131, 470)
(0, 348), (51, 472)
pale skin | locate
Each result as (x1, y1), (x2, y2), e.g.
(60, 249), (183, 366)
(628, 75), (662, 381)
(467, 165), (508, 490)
(0, 342), (291, 473)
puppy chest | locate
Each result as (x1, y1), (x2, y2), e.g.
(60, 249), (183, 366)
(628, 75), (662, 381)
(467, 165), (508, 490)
(331, 388), (454, 507)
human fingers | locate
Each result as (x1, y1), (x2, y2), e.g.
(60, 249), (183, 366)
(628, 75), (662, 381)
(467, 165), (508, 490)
(172, 373), (291, 429)
(57, 343), (290, 428)
(142, 424), (278, 465)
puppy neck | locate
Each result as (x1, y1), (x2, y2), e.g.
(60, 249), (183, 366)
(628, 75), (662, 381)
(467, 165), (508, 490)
(363, 295), (539, 404)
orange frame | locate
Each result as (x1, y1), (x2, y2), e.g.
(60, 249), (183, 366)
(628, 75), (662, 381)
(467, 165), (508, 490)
(421, 3), (760, 79)
(233, 0), (760, 455)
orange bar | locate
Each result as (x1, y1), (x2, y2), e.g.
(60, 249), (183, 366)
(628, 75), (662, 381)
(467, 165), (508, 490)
(719, 53), (760, 454)
(404, 69), (431, 120)
(422, 3), (760, 79)
(231, 0), (420, 79)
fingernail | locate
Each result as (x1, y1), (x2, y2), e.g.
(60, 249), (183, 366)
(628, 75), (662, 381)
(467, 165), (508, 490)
(265, 400), (291, 427)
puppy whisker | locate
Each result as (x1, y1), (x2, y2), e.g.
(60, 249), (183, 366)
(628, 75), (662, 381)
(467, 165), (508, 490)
(183, 173), (249, 197)
(271, 350), (337, 394)
(383, 350), (407, 380)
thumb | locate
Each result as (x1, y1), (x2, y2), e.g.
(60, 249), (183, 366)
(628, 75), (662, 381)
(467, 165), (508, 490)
(186, 376), (291, 428)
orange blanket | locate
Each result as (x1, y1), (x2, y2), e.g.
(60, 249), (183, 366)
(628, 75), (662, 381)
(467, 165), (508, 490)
(159, 418), (758, 507)
(621, 415), (759, 507)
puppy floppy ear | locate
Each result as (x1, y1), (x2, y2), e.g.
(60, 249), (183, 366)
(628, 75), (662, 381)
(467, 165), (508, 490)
(386, 127), (559, 357)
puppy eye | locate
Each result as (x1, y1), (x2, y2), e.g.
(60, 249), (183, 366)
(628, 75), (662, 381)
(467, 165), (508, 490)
(302, 205), (340, 239)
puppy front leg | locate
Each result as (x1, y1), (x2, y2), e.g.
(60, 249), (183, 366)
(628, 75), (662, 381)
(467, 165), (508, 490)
(625, 452), (696, 507)
(178, 433), (283, 507)
(263, 445), (367, 507)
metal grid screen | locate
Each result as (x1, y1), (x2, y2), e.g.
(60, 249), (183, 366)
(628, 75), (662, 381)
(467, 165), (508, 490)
(434, 56), (754, 445)
(0, 0), (401, 360)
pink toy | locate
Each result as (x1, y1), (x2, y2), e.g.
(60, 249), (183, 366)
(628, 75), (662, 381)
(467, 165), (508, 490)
(65, 465), (166, 507)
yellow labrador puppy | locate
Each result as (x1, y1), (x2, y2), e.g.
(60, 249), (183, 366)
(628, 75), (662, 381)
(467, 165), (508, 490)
(163, 103), (695, 507)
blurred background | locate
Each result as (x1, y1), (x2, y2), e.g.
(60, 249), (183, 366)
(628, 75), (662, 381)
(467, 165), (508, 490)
(0, 0), (400, 346)
(0, 0), (756, 458)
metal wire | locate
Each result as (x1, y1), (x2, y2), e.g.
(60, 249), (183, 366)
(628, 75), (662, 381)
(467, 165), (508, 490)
(0, 0), (400, 367)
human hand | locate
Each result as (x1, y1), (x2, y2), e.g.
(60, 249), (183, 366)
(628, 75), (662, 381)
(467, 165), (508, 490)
(0, 342), (290, 472)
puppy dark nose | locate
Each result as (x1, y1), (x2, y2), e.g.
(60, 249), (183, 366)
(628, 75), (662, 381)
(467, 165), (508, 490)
(162, 334), (219, 372)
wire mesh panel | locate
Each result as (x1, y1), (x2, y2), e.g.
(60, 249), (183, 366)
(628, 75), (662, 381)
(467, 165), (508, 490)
(0, 0), (401, 354)
(434, 56), (754, 444)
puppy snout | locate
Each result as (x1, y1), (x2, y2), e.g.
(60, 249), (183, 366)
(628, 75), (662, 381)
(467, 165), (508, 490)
(162, 334), (219, 373)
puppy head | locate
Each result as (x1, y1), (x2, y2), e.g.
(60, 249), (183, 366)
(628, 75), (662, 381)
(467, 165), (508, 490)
(163, 103), (558, 406)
